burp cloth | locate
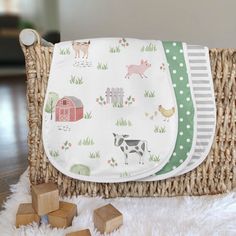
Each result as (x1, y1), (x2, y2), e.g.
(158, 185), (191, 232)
(42, 39), (178, 183)
(142, 42), (196, 181)
(142, 42), (216, 181)
(177, 44), (216, 175)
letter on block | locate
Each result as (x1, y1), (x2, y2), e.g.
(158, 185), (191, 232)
(93, 204), (123, 233)
(31, 183), (59, 216)
(48, 201), (77, 228)
(16, 203), (40, 228)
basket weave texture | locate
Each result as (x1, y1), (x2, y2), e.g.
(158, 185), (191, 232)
(21, 41), (236, 198)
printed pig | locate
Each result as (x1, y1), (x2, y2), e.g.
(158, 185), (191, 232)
(125, 60), (151, 79)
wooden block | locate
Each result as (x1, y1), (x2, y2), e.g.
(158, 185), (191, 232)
(16, 203), (40, 228)
(66, 229), (91, 236)
(31, 183), (59, 216)
(93, 204), (123, 233)
(48, 201), (77, 228)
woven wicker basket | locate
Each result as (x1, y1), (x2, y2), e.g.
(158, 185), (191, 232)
(20, 30), (236, 198)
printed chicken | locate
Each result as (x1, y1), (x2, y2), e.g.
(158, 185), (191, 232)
(158, 105), (175, 121)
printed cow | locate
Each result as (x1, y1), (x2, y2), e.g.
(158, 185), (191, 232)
(113, 133), (150, 165)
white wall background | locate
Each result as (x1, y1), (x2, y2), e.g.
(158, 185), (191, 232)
(59, 0), (236, 48)
(19, 0), (59, 33)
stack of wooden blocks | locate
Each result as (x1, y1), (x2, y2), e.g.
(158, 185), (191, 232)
(15, 183), (123, 235)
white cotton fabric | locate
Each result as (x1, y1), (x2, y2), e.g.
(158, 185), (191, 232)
(43, 39), (178, 183)
(177, 44), (216, 175)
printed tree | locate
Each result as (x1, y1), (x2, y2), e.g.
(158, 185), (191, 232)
(45, 92), (59, 120)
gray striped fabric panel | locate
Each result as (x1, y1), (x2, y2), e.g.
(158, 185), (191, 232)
(179, 44), (216, 175)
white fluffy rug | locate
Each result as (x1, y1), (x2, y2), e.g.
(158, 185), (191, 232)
(0, 170), (236, 236)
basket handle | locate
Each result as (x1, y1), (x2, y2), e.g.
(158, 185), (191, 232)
(19, 28), (53, 47)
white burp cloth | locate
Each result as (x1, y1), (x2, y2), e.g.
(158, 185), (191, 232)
(42, 38), (178, 183)
(177, 44), (216, 175)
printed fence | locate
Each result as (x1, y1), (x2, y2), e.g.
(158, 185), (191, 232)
(105, 88), (124, 105)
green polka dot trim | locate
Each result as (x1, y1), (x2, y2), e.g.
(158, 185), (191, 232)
(156, 42), (194, 175)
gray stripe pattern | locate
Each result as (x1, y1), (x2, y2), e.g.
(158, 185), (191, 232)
(197, 114), (214, 118)
(195, 94), (212, 98)
(197, 135), (212, 139)
(196, 100), (213, 105)
(192, 80), (210, 84)
(181, 44), (216, 173)
(190, 66), (208, 70)
(188, 53), (206, 57)
(197, 121), (215, 125)
(187, 45), (205, 50)
(191, 73), (209, 77)
(189, 59), (207, 63)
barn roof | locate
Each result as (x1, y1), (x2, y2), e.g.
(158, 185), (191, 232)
(63, 96), (83, 107)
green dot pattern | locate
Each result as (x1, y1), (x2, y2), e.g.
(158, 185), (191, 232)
(156, 42), (194, 175)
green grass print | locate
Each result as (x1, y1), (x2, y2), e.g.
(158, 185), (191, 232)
(110, 46), (121, 53)
(59, 48), (70, 55)
(120, 171), (130, 178)
(78, 137), (94, 146)
(144, 90), (155, 98)
(149, 154), (160, 162)
(84, 111), (92, 119)
(89, 151), (100, 159)
(112, 101), (123, 108)
(70, 75), (83, 85)
(97, 63), (108, 70)
(141, 43), (157, 52)
(115, 118), (132, 127)
(154, 125), (166, 133)
(49, 150), (59, 157)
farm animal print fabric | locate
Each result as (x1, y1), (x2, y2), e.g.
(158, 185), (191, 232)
(43, 39), (178, 182)
(43, 38), (215, 183)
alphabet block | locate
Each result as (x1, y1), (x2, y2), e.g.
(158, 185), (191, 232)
(66, 229), (91, 236)
(31, 183), (59, 216)
(16, 203), (40, 228)
(93, 204), (123, 233)
(48, 201), (77, 228)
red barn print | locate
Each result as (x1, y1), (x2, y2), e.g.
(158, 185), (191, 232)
(55, 96), (83, 122)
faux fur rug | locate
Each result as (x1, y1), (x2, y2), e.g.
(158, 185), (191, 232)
(0, 170), (236, 236)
